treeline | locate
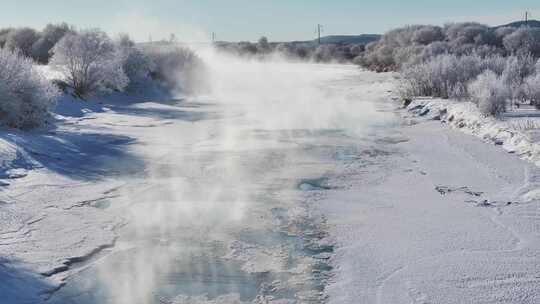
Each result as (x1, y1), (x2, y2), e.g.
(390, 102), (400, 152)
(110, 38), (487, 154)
(215, 37), (366, 63)
(0, 23), (74, 64)
(0, 23), (204, 129)
(355, 22), (540, 116)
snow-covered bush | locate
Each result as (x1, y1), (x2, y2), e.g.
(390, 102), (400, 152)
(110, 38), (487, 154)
(0, 48), (59, 129)
(445, 23), (496, 47)
(4, 28), (40, 58)
(400, 53), (491, 99)
(468, 71), (510, 116)
(142, 45), (206, 93)
(503, 27), (540, 57)
(257, 36), (271, 54)
(359, 21), (540, 118)
(521, 74), (540, 108)
(50, 29), (128, 97)
(494, 27), (517, 46)
(393, 45), (425, 68)
(420, 41), (449, 59)
(115, 34), (155, 88)
(357, 22), (526, 72)
(412, 25), (444, 45)
(313, 44), (339, 62)
(501, 54), (536, 100)
(31, 23), (74, 64)
(0, 28), (13, 48)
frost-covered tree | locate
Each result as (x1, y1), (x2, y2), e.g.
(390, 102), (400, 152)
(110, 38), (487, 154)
(522, 74), (540, 108)
(50, 29), (128, 97)
(312, 44), (339, 62)
(400, 53), (499, 99)
(115, 34), (155, 87)
(257, 36), (271, 54)
(420, 41), (449, 60)
(503, 27), (540, 57)
(501, 54), (536, 100)
(349, 44), (365, 57)
(412, 25), (444, 45)
(445, 23), (494, 46)
(468, 71), (510, 116)
(0, 28), (13, 48)
(4, 28), (40, 58)
(0, 48), (59, 129)
(142, 45), (205, 93)
(31, 23), (75, 64)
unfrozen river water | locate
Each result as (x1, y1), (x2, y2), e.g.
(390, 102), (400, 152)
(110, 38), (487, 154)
(47, 60), (397, 304)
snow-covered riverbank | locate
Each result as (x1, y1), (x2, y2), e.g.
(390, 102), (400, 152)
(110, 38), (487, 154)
(321, 96), (540, 303)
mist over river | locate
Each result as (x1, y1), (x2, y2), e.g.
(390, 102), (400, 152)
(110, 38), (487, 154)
(47, 54), (396, 304)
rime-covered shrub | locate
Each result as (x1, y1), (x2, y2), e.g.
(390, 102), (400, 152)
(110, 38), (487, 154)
(503, 27), (540, 57)
(274, 43), (295, 59)
(257, 36), (271, 54)
(0, 28), (13, 48)
(4, 28), (40, 58)
(216, 38), (365, 63)
(313, 44), (339, 62)
(412, 25), (444, 45)
(468, 71), (510, 116)
(494, 27), (517, 46)
(115, 34), (155, 88)
(478, 54), (507, 75)
(142, 45), (206, 93)
(400, 54), (490, 99)
(50, 29), (128, 97)
(359, 21), (540, 118)
(0, 48), (59, 129)
(501, 54), (536, 100)
(358, 22), (525, 72)
(445, 23), (496, 46)
(31, 23), (74, 64)
(394, 45), (425, 68)
(420, 41), (449, 59)
(522, 74), (540, 108)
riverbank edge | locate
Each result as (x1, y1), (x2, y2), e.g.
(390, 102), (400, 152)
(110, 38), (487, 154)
(405, 99), (540, 165)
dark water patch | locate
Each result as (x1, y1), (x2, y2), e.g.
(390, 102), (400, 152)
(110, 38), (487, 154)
(375, 136), (410, 145)
(41, 242), (115, 278)
(298, 178), (333, 191)
(91, 199), (112, 210)
(360, 148), (393, 158)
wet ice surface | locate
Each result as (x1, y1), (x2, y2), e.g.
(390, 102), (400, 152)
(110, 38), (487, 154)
(45, 64), (396, 304)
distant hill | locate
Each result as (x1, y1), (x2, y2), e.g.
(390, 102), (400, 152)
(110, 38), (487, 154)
(494, 20), (540, 29)
(316, 34), (381, 45)
(286, 34), (381, 46)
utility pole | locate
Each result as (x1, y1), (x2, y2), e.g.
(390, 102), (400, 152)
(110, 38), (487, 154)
(212, 32), (216, 43)
(525, 11), (529, 27)
(317, 24), (323, 45)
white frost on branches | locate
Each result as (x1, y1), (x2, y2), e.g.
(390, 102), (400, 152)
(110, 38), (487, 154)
(0, 48), (59, 129)
(50, 29), (128, 97)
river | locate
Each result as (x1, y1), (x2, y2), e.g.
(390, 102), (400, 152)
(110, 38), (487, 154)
(47, 59), (396, 304)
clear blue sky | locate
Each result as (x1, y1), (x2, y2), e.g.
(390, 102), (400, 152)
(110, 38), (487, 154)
(1, 0), (539, 42)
